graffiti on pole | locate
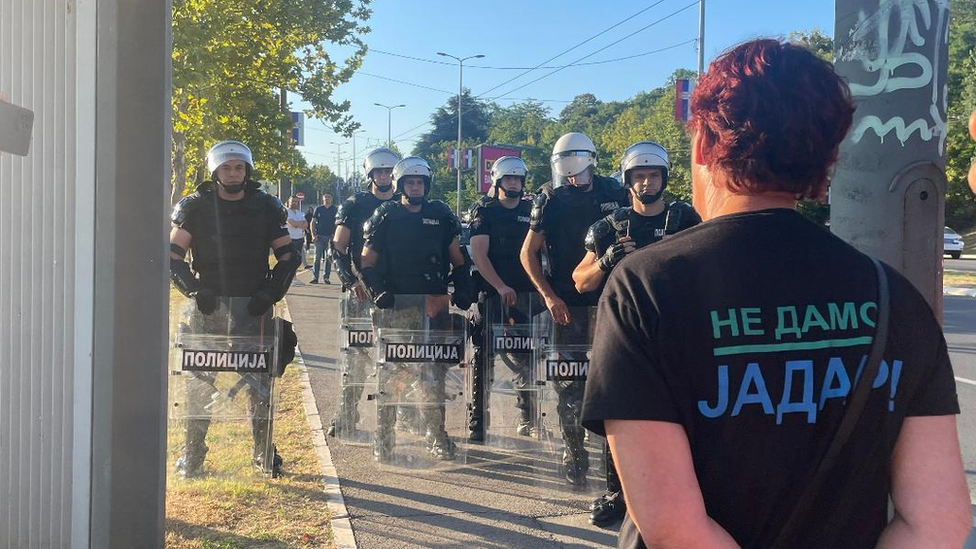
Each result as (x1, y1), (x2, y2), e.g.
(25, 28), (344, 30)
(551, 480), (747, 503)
(837, 0), (949, 153)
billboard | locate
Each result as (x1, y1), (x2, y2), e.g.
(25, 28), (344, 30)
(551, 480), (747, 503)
(476, 144), (521, 194)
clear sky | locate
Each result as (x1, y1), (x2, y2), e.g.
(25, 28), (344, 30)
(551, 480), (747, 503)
(295, 0), (836, 177)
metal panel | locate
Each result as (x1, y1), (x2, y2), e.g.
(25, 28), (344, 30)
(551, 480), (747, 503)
(0, 0), (93, 547)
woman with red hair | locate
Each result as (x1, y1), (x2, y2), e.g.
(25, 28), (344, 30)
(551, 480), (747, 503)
(582, 39), (970, 549)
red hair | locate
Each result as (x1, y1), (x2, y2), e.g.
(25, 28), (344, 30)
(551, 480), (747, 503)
(689, 39), (855, 198)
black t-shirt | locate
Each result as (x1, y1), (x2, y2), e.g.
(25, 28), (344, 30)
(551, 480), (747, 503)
(530, 175), (628, 306)
(312, 204), (337, 237)
(469, 197), (534, 293)
(336, 192), (389, 271)
(364, 200), (461, 295)
(581, 209), (959, 549)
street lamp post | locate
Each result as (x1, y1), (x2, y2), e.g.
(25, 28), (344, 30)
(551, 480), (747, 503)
(374, 103), (405, 149)
(437, 51), (484, 216)
(330, 140), (347, 199)
(351, 129), (365, 190)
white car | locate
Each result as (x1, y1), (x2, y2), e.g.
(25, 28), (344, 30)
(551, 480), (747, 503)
(944, 226), (964, 259)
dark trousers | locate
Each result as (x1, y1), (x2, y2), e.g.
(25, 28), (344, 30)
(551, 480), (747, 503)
(313, 236), (331, 281)
(291, 238), (307, 267)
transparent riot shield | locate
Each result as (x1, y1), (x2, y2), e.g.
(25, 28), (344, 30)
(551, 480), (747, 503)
(168, 296), (282, 480)
(532, 306), (607, 496)
(370, 294), (468, 469)
(331, 294), (377, 444)
(483, 292), (547, 453)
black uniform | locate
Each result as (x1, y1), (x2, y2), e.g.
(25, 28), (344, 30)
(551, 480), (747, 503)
(362, 199), (465, 461)
(336, 191), (391, 274)
(584, 201), (701, 522)
(528, 175), (628, 485)
(327, 191), (393, 437)
(467, 197), (538, 438)
(529, 175), (628, 306)
(170, 181), (293, 477)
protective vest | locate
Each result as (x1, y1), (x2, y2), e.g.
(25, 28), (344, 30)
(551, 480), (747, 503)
(472, 198), (534, 293)
(336, 191), (387, 272)
(369, 200), (460, 295)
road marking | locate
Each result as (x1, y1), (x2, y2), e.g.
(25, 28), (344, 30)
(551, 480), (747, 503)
(956, 376), (976, 388)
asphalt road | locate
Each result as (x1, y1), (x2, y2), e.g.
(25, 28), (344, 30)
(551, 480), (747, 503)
(943, 296), (976, 504)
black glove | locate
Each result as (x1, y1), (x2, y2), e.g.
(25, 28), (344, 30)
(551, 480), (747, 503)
(247, 292), (275, 316)
(374, 291), (395, 310)
(598, 242), (630, 273)
(195, 288), (217, 315)
(360, 266), (393, 309)
(452, 288), (474, 310)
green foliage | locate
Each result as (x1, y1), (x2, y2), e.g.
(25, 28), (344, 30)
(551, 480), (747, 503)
(945, 0), (976, 229)
(171, 0), (372, 202)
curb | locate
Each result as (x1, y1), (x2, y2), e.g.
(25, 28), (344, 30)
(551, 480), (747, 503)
(282, 301), (358, 549)
(944, 286), (976, 298)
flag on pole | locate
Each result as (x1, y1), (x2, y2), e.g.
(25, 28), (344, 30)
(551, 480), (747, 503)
(674, 79), (696, 122)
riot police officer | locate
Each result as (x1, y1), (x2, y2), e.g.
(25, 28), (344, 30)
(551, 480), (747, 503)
(169, 140), (299, 477)
(573, 140), (701, 525)
(468, 156), (537, 441)
(360, 156), (475, 462)
(326, 147), (399, 437)
(520, 132), (628, 486)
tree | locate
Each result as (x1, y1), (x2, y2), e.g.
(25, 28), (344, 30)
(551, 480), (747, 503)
(170, 0), (372, 204)
(944, 0), (976, 229)
(412, 89), (492, 161)
(488, 100), (558, 189)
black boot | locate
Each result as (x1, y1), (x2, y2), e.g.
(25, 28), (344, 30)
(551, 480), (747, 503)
(590, 491), (626, 526)
(562, 427), (590, 487)
(515, 393), (535, 436)
(254, 445), (284, 477)
(175, 419), (210, 478)
(427, 429), (457, 460)
(374, 406), (396, 463)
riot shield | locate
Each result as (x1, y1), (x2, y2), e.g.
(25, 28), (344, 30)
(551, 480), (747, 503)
(370, 294), (469, 469)
(330, 294), (378, 444)
(483, 292), (547, 452)
(168, 296), (282, 480)
(532, 306), (607, 495)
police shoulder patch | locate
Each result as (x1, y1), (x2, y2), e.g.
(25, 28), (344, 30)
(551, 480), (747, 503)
(530, 191), (550, 227)
(584, 218), (613, 253)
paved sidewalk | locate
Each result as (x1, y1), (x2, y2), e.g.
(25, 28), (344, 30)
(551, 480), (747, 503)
(284, 272), (618, 549)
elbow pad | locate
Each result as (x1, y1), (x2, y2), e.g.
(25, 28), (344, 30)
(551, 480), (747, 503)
(331, 241), (358, 287)
(170, 257), (201, 298)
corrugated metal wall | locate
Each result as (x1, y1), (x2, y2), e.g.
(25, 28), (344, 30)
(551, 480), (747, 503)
(0, 0), (93, 546)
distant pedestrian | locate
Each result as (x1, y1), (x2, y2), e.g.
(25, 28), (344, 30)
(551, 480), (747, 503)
(285, 196), (309, 274)
(310, 193), (337, 284)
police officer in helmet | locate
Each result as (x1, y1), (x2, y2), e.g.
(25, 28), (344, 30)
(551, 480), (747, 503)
(520, 132), (628, 486)
(360, 156), (476, 462)
(169, 140), (299, 477)
(468, 156), (538, 441)
(573, 140), (701, 525)
(326, 147), (399, 438)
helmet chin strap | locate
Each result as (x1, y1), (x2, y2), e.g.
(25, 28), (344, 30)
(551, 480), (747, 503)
(375, 183), (393, 193)
(406, 195), (425, 205)
(217, 180), (246, 194)
(499, 187), (523, 199)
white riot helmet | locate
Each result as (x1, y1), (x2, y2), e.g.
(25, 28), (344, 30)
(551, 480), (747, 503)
(490, 156), (528, 199)
(551, 132), (597, 188)
(206, 140), (254, 194)
(207, 140), (254, 176)
(392, 156), (433, 204)
(363, 147), (400, 183)
(620, 141), (670, 204)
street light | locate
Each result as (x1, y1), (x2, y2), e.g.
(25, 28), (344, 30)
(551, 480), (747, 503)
(437, 52), (485, 216)
(374, 103), (405, 149)
(329, 140), (348, 199)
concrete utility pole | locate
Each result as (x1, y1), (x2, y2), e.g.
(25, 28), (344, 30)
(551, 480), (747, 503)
(438, 51), (485, 216)
(830, 0), (951, 317)
(330, 141), (346, 200)
(698, 0), (706, 76)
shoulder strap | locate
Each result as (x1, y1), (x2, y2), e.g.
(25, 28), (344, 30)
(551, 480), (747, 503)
(771, 257), (889, 549)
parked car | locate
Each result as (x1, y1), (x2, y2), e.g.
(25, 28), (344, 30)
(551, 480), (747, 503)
(944, 226), (964, 259)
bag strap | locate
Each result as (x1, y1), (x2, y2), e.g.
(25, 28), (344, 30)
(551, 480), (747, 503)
(771, 257), (890, 548)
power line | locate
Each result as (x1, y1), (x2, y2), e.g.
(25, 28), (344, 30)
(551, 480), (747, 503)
(474, 0), (672, 99)
(388, 35), (695, 145)
(485, 1), (699, 101)
(369, 38), (695, 70)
